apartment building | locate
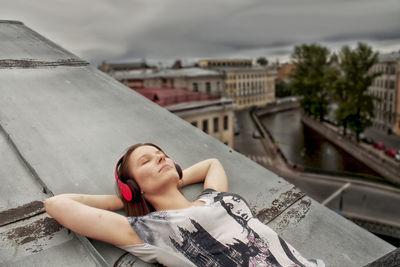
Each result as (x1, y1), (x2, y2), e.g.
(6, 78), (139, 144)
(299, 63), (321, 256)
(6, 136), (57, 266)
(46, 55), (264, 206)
(109, 67), (224, 97)
(393, 57), (400, 135)
(98, 60), (153, 73)
(368, 52), (400, 135)
(198, 59), (252, 68)
(198, 59), (276, 110)
(132, 86), (235, 147)
(167, 99), (235, 147)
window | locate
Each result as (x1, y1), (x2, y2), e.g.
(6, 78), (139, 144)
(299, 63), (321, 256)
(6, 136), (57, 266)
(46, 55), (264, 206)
(206, 82), (211, 94)
(202, 119), (208, 133)
(223, 115), (228, 130)
(213, 117), (219, 132)
(191, 121), (198, 127)
(193, 82), (198, 92)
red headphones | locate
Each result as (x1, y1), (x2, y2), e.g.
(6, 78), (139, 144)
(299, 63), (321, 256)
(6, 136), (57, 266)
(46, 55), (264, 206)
(115, 156), (183, 203)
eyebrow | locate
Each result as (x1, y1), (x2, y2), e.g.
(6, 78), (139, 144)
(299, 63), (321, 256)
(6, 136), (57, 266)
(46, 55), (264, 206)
(137, 150), (165, 162)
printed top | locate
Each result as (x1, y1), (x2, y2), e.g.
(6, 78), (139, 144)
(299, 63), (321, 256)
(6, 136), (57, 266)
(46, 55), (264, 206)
(119, 189), (325, 267)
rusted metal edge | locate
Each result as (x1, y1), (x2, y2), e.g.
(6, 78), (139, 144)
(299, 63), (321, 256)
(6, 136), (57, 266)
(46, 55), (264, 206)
(0, 200), (45, 227)
(255, 186), (307, 224)
(0, 20), (23, 25)
(0, 59), (89, 69)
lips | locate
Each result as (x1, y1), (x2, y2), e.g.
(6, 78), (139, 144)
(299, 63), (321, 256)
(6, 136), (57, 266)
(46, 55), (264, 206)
(159, 164), (171, 173)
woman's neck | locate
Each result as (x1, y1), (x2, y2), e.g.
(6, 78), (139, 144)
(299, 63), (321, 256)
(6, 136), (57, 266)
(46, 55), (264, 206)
(145, 187), (202, 211)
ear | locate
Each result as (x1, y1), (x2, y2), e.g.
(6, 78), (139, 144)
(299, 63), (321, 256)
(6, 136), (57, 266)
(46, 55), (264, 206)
(175, 163), (183, 179)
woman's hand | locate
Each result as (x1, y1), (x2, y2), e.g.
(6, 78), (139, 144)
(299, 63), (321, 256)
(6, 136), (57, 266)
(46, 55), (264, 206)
(180, 158), (228, 192)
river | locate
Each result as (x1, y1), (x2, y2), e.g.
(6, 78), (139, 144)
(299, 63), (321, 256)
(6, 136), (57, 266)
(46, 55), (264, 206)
(259, 108), (381, 177)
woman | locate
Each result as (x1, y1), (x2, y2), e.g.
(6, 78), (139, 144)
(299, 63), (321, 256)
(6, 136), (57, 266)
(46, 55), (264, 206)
(45, 143), (324, 267)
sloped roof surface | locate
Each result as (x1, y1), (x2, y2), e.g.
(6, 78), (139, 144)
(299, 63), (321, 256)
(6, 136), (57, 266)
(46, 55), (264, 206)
(0, 20), (395, 266)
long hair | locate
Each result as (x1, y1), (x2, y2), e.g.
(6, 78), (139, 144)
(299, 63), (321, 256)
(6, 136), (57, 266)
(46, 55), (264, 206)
(116, 143), (166, 217)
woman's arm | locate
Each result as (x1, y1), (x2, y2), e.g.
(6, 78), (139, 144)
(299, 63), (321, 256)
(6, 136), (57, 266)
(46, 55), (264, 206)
(44, 194), (141, 246)
(47, 194), (124, 211)
(179, 158), (228, 192)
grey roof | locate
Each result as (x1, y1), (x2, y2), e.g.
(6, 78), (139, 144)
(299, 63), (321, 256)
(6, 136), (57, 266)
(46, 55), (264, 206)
(217, 66), (269, 72)
(0, 20), (395, 266)
(378, 52), (400, 62)
(167, 98), (235, 117)
(112, 67), (223, 80)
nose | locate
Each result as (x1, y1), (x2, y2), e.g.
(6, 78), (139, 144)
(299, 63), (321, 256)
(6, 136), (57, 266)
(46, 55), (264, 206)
(156, 153), (165, 164)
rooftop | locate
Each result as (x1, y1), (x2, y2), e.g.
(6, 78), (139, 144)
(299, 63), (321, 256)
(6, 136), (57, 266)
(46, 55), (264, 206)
(111, 67), (222, 80)
(133, 87), (219, 107)
(378, 51), (400, 62)
(0, 20), (396, 266)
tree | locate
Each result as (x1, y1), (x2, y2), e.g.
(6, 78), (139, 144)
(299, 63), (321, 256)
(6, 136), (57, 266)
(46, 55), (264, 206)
(171, 59), (182, 69)
(290, 43), (337, 121)
(275, 80), (293, 97)
(256, 57), (268, 66)
(335, 42), (380, 141)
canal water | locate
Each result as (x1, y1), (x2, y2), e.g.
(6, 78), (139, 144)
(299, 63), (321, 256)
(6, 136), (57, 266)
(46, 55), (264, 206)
(259, 108), (381, 177)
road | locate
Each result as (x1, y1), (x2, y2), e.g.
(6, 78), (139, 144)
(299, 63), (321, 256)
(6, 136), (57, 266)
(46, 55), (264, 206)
(234, 108), (267, 158)
(364, 127), (400, 150)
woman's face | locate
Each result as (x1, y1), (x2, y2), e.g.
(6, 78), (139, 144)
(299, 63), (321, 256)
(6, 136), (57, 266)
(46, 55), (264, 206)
(127, 145), (178, 195)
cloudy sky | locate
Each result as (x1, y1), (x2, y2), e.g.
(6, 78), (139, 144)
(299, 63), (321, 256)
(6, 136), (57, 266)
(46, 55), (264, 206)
(2, 0), (400, 66)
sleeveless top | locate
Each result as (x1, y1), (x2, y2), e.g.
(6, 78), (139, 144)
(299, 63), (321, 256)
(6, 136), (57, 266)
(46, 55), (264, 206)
(119, 189), (325, 267)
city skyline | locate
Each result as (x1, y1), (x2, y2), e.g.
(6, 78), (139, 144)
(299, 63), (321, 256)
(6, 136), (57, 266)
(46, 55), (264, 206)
(2, 0), (400, 66)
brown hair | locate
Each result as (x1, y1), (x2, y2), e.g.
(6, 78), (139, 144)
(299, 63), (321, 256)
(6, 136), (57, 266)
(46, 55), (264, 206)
(116, 143), (166, 217)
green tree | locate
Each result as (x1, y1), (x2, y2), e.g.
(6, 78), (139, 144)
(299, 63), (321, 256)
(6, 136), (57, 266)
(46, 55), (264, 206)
(275, 80), (293, 97)
(335, 43), (380, 141)
(256, 57), (268, 66)
(290, 43), (337, 121)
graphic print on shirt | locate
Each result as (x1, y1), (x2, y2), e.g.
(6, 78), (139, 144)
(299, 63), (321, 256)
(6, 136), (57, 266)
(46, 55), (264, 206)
(170, 192), (282, 267)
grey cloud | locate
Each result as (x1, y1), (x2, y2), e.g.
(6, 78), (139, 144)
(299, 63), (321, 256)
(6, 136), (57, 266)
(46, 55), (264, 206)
(1, 0), (399, 65)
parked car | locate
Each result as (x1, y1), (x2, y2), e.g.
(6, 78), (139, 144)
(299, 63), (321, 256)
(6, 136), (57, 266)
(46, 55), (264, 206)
(384, 148), (397, 158)
(395, 153), (400, 162)
(373, 141), (386, 150)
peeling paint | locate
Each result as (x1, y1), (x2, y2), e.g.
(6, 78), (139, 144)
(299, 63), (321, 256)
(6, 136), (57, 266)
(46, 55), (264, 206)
(0, 201), (45, 227)
(6, 217), (62, 246)
(255, 187), (306, 224)
(275, 199), (312, 232)
(0, 59), (89, 69)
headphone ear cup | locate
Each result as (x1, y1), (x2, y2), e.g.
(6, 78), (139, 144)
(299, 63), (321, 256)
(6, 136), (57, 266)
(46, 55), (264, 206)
(118, 181), (133, 202)
(126, 179), (140, 202)
(175, 163), (183, 179)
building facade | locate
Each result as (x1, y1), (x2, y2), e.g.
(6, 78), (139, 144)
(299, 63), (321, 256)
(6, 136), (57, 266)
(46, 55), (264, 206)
(393, 58), (400, 135)
(167, 99), (235, 147)
(198, 59), (252, 68)
(368, 52), (400, 135)
(198, 59), (276, 110)
(222, 67), (276, 110)
(109, 68), (225, 97)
